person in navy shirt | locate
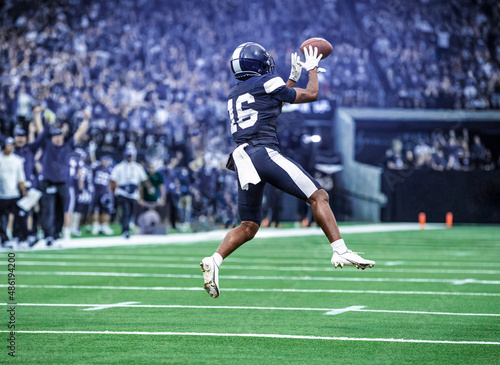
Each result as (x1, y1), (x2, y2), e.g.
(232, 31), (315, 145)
(200, 43), (375, 299)
(33, 107), (90, 246)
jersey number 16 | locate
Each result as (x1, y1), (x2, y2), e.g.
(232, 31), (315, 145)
(228, 93), (258, 134)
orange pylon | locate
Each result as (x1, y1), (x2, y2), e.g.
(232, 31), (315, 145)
(418, 212), (426, 230)
(446, 212), (453, 228)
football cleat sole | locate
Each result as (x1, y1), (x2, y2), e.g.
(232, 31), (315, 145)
(200, 259), (220, 298)
(331, 250), (375, 270)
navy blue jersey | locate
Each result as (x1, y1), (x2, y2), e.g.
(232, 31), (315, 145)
(76, 163), (93, 205)
(67, 154), (82, 186)
(228, 74), (296, 150)
(92, 162), (113, 194)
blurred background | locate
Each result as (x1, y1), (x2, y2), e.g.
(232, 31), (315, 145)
(1, 0), (499, 237)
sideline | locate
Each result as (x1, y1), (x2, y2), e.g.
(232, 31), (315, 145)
(21, 223), (444, 251)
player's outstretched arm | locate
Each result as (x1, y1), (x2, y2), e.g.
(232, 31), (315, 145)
(293, 46), (322, 104)
(293, 69), (319, 104)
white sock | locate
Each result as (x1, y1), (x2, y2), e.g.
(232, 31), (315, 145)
(72, 213), (81, 231)
(63, 227), (71, 239)
(212, 252), (223, 268)
(331, 239), (348, 253)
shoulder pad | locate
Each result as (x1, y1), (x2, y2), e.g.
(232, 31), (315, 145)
(262, 76), (286, 94)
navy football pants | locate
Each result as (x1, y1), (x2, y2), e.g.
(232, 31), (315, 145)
(40, 181), (68, 240)
(236, 145), (322, 225)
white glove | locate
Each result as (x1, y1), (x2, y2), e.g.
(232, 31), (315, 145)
(299, 45), (323, 72)
(289, 52), (302, 82)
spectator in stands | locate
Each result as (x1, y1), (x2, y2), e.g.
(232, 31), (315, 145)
(446, 136), (462, 171)
(470, 135), (487, 170)
(458, 139), (471, 170)
(385, 149), (406, 170)
(2, 88), (18, 134)
(177, 166), (193, 232)
(404, 149), (415, 170)
(431, 148), (447, 171)
(138, 162), (166, 220)
(414, 140), (433, 169)
(489, 72), (500, 108)
(0, 137), (27, 246)
(160, 157), (180, 231)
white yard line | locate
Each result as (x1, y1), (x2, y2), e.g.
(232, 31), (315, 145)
(2, 302), (499, 317)
(12, 253), (500, 268)
(82, 302), (140, 311)
(12, 271), (500, 285)
(11, 253), (498, 267)
(15, 261), (500, 275)
(2, 284), (499, 296)
(0, 330), (497, 345)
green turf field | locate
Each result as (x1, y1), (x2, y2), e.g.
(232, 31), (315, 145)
(1, 225), (499, 364)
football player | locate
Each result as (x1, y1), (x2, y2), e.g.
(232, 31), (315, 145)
(90, 155), (115, 235)
(201, 43), (375, 298)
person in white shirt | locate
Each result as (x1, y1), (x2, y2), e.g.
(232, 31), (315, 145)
(0, 137), (28, 246)
(110, 149), (153, 238)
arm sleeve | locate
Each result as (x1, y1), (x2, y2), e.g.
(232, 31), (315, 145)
(273, 86), (297, 104)
(35, 124), (51, 149)
(263, 76), (297, 104)
(28, 128), (48, 152)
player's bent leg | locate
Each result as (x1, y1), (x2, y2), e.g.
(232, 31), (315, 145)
(216, 221), (259, 259)
(201, 221), (259, 298)
(307, 189), (375, 270)
(307, 189), (341, 243)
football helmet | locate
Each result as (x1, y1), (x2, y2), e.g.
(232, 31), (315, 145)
(230, 42), (275, 81)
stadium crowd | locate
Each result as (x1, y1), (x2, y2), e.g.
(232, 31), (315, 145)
(354, 0), (500, 109)
(384, 129), (496, 172)
(1, 0), (500, 245)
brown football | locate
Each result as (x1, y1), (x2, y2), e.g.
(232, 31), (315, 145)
(300, 37), (333, 59)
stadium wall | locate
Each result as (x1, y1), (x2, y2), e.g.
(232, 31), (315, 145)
(333, 108), (500, 223)
(333, 109), (387, 222)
